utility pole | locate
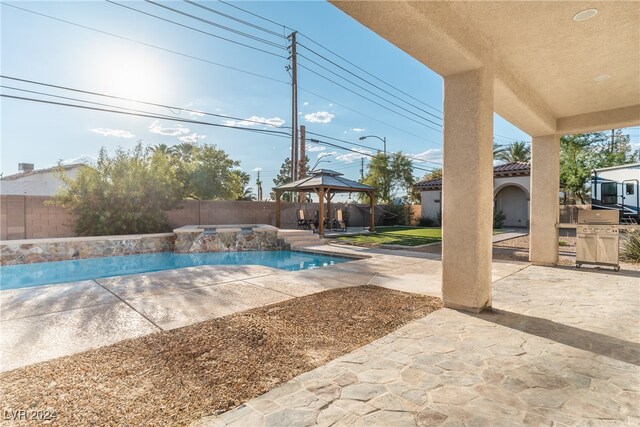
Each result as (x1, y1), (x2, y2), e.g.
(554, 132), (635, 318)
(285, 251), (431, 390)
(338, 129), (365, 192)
(360, 158), (364, 180)
(611, 129), (615, 153)
(256, 171), (263, 201)
(287, 31), (299, 184)
(299, 125), (306, 202)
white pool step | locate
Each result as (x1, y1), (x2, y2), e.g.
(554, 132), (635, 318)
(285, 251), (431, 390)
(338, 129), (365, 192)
(278, 230), (325, 248)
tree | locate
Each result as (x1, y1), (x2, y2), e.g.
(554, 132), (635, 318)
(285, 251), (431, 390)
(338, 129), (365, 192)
(236, 171), (256, 201)
(270, 156), (310, 201)
(49, 144), (182, 236)
(559, 131), (638, 204)
(360, 152), (415, 204)
(494, 141), (531, 163)
(171, 143), (245, 200)
(421, 168), (442, 182)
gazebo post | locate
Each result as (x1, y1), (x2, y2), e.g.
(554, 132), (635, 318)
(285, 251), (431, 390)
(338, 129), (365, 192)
(369, 191), (376, 232)
(318, 187), (325, 236)
(326, 191), (332, 228)
(275, 191), (281, 229)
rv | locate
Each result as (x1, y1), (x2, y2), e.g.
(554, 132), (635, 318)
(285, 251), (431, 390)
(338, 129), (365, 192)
(591, 163), (640, 222)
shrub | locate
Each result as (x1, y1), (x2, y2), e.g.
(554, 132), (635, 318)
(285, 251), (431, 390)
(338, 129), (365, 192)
(621, 230), (640, 263)
(493, 210), (506, 229)
(49, 145), (183, 236)
(418, 216), (438, 227)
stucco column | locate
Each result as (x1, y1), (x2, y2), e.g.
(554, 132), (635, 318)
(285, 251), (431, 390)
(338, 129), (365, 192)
(442, 67), (494, 313)
(530, 135), (560, 265)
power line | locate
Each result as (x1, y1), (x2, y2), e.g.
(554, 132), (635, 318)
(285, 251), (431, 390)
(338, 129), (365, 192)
(298, 42), (442, 122)
(308, 137), (437, 173)
(0, 76), (290, 129)
(299, 62), (442, 133)
(212, 0), (443, 120)
(298, 33), (443, 115)
(298, 53), (442, 128)
(1, 94), (292, 138)
(217, 0), (290, 31)
(145, 0), (285, 49)
(307, 131), (443, 166)
(183, 0), (284, 39)
(2, 3), (291, 87)
(106, 1), (287, 59)
(298, 87), (441, 146)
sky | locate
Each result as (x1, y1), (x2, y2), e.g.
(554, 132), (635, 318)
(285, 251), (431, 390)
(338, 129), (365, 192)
(1, 1), (639, 200)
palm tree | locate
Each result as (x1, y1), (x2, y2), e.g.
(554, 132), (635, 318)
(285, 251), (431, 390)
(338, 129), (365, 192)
(150, 143), (172, 155)
(494, 141), (531, 163)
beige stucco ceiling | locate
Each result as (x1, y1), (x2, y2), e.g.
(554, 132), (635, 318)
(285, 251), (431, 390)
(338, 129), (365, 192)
(330, 1), (640, 136)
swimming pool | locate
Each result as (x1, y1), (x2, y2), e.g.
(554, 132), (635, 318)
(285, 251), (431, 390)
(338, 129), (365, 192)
(0, 251), (352, 290)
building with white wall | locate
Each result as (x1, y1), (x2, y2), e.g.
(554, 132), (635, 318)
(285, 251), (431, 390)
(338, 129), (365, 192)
(416, 162), (531, 227)
(0, 164), (84, 196)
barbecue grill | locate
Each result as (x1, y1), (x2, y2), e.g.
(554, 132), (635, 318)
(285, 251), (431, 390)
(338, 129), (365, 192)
(576, 210), (620, 271)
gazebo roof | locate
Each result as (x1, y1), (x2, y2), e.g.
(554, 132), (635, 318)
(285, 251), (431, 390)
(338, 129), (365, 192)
(275, 169), (374, 193)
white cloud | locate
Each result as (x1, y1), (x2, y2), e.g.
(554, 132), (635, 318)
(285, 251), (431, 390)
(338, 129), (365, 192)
(307, 145), (326, 152)
(410, 148), (443, 164)
(59, 154), (97, 165)
(90, 128), (135, 138)
(335, 148), (373, 163)
(223, 116), (285, 127)
(253, 167), (263, 172)
(351, 128), (366, 132)
(187, 110), (205, 118)
(304, 111), (335, 124)
(178, 133), (207, 143)
(318, 151), (337, 159)
(148, 120), (190, 136)
(303, 102), (309, 106)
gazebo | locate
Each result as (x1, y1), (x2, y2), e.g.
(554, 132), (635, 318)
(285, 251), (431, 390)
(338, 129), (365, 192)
(274, 169), (376, 236)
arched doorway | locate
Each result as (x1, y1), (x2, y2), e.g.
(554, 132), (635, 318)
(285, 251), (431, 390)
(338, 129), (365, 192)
(494, 185), (529, 228)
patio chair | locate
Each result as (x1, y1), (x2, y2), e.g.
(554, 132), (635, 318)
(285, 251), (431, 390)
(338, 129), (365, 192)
(334, 209), (347, 232)
(297, 209), (311, 230)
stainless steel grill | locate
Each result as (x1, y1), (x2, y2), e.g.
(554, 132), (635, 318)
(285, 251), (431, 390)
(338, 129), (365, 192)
(576, 210), (620, 271)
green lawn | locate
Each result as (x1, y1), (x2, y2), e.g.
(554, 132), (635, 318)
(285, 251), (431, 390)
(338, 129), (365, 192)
(336, 226), (442, 247)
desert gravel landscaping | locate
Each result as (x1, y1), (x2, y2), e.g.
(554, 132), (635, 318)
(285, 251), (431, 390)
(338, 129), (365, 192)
(0, 286), (441, 426)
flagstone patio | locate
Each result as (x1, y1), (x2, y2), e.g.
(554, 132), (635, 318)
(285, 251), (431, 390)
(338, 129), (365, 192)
(196, 263), (640, 426)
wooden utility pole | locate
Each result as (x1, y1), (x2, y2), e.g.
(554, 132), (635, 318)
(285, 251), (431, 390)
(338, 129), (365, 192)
(360, 158), (364, 180)
(256, 171), (262, 201)
(288, 31), (299, 183)
(299, 125), (306, 202)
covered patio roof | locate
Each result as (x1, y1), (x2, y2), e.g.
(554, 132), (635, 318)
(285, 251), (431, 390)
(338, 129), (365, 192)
(274, 169), (376, 236)
(329, 1), (639, 313)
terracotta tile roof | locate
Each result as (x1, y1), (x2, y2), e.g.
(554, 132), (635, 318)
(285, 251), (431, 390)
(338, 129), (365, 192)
(414, 162), (530, 190)
(493, 162), (531, 174)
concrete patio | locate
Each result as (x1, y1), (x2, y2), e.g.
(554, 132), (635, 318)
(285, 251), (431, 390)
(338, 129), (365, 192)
(197, 260), (640, 426)
(0, 246), (522, 373)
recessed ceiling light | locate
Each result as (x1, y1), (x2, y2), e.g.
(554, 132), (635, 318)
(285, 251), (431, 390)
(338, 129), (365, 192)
(573, 9), (598, 22)
(594, 75), (611, 82)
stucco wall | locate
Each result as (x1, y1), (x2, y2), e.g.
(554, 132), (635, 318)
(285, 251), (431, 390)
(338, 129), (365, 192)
(0, 168), (81, 196)
(420, 191), (441, 220)
(421, 175), (532, 226)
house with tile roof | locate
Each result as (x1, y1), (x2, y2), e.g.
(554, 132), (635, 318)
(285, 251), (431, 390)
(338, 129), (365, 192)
(415, 162), (531, 227)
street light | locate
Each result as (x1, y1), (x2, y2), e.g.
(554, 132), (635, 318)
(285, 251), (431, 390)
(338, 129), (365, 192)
(310, 156), (331, 172)
(359, 135), (386, 156)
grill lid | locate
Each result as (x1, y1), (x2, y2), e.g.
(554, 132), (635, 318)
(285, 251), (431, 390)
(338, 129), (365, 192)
(577, 209), (619, 224)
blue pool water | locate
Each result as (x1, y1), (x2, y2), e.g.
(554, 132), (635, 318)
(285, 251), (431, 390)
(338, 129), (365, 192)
(0, 251), (352, 290)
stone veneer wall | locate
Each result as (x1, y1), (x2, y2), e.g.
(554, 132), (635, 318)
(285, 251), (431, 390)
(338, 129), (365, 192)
(174, 226), (286, 253)
(1, 233), (175, 266)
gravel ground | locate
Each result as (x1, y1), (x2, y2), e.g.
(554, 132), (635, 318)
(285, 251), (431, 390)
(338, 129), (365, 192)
(0, 286), (441, 426)
(410, 234), (640, 271)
